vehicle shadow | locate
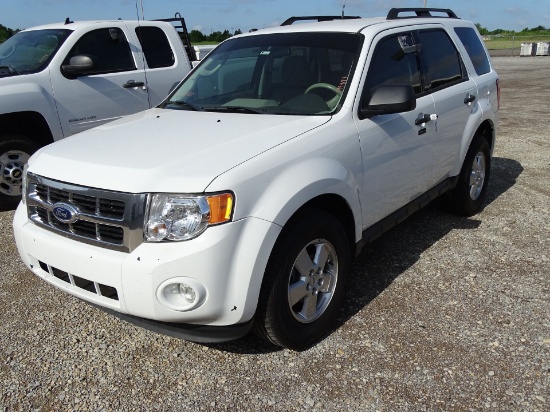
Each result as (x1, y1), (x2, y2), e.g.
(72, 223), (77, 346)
(203, 157), (523, 354)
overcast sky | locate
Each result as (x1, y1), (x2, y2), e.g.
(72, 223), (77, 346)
(2, 0), (549, 33)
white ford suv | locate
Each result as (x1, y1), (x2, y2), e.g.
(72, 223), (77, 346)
(13, 8), (499, 349)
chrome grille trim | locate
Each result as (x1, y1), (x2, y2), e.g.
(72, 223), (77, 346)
(26, 173), (148, 252)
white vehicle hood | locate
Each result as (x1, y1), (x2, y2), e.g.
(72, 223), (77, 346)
(29, 108), (330, 193)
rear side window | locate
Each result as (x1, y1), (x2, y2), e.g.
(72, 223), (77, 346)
(454, 27), (491, 75)
(135, 26), (175, 68)
(418, 30), (464, 91)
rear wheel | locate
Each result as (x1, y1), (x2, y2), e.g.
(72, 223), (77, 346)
(0, 134), (41, 211)
(445, 136), (491, 216)
(253, 210), (350, 350)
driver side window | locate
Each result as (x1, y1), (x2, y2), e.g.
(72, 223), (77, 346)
(63, 28), (136, 75)
(364, 33), (422, 100)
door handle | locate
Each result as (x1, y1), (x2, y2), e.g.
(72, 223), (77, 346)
(464, 94), (476, 105)
(123, 81), (145, 88)
(415, 113), (438, 126)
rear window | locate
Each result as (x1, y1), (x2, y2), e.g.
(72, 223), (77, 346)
(454, 27), (491, 75)
(135, 26), (175, 69)
(418, 29), (464, 91)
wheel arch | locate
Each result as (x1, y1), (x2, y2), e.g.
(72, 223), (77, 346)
(283, 194), (357, 256)
(0, 111), (55, 148)
(453, 117), (496, 177)
(475, 119), (495, 153)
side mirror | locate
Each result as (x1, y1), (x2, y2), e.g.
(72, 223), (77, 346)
(61, 55), (94, 77)
(360, 84), (416, 119)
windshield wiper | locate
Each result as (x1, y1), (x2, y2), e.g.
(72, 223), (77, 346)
(204, 106), (267, 114)
(163, 100), (204, 111)
(0, 65), (20, 76)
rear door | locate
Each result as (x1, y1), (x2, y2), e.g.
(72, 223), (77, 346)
(51, 25), (149, 137)
(415, 28), (479, 184)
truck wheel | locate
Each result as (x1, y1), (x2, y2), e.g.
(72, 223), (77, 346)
(253, 210), (350, 350)
(445, 136), (491, 216)
(0, 134), (41, 211)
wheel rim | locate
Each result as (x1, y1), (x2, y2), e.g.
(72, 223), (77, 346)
(469, 151), (486, 200)
(287, 238), (338, 323)
(0, 150), (30, 197)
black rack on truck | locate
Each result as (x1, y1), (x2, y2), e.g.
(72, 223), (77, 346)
(156, 12), (197, 62)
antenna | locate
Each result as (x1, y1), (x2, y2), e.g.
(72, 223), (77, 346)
(342, 0), (348, 18)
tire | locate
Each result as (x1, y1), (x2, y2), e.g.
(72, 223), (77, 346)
(0, 134), (42, 211)
(445, 136), (491, 216)
(253, 210), (350, 350)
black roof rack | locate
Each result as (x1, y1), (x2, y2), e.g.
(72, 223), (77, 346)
(387, 8), (459, 20)
(281, 15), (361, 26)
(155, 12), (197, 61)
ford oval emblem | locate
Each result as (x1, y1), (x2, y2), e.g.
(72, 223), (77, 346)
(52, 203), (80, 224)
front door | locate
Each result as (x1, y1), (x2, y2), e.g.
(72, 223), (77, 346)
(354, 31), (436, 229)
(51, 26), (150, 137)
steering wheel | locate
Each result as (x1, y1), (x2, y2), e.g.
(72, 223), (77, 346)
(199, 53), (227, 76)
(0, 44), (16, 60)
(305, 83), (342, 110)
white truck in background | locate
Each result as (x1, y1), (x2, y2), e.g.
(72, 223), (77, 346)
(0, 13), (205, 209)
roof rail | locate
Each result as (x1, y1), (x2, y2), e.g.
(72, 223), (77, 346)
(281, 15), (361, 26)
(155, 12), (197, 61)
(387, 8), (459, 20)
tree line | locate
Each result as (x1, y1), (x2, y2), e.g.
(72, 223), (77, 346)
(476, 23), (550, 36)
(0, 23), (19, 43)
(188, 28), (242, 43)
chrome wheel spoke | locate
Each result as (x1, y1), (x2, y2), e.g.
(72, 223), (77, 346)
(312, 242), (330, 267)
(299, 294), (319, 321)
(317, 270), (336, 294)
(288, 278), (308, 306)
(294, 249), (314, 277)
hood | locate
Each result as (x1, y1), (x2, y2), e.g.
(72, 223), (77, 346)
(29, 108), (329, 193)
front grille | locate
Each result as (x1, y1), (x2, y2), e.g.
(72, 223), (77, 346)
(38, 260), (119, 300)
(26, 173), (148, 252)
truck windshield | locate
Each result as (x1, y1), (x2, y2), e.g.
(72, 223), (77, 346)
(162, 32), (361, 115)
(0, 29), (72, 76)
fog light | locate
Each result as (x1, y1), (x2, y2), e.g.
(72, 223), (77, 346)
(157, 278), (206, 312)
(178, 283), (196, 303)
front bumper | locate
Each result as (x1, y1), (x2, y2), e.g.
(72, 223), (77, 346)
(13, 202), (281, 331)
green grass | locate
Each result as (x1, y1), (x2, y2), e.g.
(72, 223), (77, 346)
(484, 35), (550, 50)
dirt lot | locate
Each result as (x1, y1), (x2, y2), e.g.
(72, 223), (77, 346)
(0, 57), (548, 411)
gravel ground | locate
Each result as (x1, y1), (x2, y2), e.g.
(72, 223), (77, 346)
(1, 57), (549, 411)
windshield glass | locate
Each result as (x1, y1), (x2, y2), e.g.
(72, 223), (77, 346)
(163, 32), (361, 115)
(0, 29), (72, 76)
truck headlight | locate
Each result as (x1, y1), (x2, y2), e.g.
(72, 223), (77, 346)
(21, 163), (29, 205)
(145, 192), (234, 242)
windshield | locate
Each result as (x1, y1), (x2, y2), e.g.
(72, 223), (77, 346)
(0, 29), (72, 76)
(163, 32), (361, 115)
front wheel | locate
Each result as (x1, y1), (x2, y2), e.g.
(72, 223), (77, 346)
(253, 210), (350, 350)
(0, 134), (41, 211)
(445, 136), (491, 216)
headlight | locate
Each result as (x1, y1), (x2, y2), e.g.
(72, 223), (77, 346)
(21, 163), (29, 205)
(145, 192), (234, 242)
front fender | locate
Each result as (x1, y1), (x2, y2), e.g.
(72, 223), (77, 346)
(0, 71), (63, 140)
(207, 118), (364, 242)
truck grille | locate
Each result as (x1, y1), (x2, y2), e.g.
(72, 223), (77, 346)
(26, 173), (148, 252)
